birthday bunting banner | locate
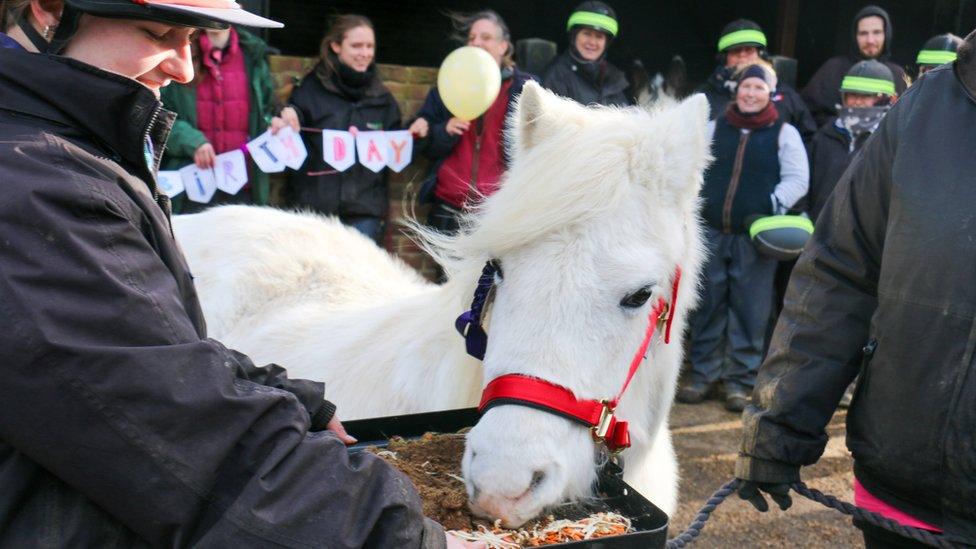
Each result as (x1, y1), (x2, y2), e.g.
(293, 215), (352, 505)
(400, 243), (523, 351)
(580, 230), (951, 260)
(157, 128), (414, 202)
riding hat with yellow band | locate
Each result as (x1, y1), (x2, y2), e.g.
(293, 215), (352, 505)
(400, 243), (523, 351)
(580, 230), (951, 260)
(840, 60), (896, 97)
(21, 0), (281, 54)
(566, 1), (618, 39)
(748, 215), (815, 262)
(717, 18), (767, 53)
(916, 33), (964, 69)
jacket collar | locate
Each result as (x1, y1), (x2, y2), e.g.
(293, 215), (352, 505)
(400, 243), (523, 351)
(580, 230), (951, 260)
(0, 48), (174, 181)
(954, 29), (976, 101)
(314, 58), (391, 102)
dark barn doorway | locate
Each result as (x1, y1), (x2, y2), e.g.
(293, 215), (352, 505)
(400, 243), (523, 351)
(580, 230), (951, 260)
(262, 1), (975, 89)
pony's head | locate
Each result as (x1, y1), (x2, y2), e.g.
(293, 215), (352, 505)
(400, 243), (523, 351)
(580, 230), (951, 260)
(419, 82), (710, 526)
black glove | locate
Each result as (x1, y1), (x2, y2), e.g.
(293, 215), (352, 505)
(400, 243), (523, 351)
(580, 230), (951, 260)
(738, 480), (793, 512)
(734, 456), (800, 512)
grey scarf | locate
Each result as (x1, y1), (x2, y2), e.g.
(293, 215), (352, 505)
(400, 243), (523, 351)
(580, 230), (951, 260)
(837, 106), (890, 152)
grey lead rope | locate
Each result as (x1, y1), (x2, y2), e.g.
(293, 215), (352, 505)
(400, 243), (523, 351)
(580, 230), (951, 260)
(665, 479), (958, 549)
(664, 479), (740, 548)
(790, 483), (957, 549)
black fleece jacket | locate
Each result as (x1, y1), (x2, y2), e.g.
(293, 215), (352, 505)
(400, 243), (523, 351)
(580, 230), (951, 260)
(738, 31), (976, 546)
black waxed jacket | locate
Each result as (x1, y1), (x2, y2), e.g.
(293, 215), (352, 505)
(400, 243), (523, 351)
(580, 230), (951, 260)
(737, 31), (976, 546)
(0, 48), (444, 549)
(542, 50), (631, 107)
(805, 119), (867, 221)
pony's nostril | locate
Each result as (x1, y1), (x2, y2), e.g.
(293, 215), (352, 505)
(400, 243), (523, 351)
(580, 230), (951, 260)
(530, 470), (546, 489)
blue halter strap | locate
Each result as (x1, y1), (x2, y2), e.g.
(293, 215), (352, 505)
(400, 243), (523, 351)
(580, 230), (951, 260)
(454, 260), (501, 360)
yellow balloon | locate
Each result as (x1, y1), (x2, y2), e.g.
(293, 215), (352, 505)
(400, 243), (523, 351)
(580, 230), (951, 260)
(437, 46), (502, 121)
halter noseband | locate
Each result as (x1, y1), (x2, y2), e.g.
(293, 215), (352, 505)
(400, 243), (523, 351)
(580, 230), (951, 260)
(455, 261), (681, 453)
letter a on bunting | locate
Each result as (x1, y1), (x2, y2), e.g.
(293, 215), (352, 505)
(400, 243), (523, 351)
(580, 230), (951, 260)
(322, 129), (355, 171)
(356, 131), (387, 173)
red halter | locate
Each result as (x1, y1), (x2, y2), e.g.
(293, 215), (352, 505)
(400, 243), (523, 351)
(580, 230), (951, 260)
(477, 268), (681, 453)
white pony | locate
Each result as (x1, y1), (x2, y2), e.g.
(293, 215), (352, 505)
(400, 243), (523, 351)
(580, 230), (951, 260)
(173, 82), (710, 527)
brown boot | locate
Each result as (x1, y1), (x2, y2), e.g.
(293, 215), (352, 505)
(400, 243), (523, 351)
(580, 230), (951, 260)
(677, 383), (710, 404)
(724, 388), (749, 412)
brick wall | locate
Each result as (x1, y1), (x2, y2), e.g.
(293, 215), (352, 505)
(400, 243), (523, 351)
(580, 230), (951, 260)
(267, 56), (441, 280)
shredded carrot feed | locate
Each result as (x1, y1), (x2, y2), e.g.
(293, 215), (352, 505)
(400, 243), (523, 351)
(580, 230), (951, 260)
(446, 512), (632, 548)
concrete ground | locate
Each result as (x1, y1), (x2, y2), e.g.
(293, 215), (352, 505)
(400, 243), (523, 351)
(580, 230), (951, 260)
(669, 399), (862, 548)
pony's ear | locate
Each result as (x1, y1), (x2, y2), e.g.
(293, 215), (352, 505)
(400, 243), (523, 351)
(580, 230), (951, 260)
(652, 93), (712, 201)
(513, 80), (556, 151)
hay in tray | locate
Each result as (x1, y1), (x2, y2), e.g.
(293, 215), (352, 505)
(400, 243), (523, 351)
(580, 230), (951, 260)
(368, 431), (633, 548)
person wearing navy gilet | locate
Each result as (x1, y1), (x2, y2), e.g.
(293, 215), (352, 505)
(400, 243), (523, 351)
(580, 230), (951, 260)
(679, 62), (809, 412)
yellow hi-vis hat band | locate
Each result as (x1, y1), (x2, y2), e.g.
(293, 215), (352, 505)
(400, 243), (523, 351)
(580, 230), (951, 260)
(718, 29), (767, 52)
(749, 215), (814, 239)
(567, 11), (618, 37)
(840, 75), (896, 96)
(916, 49), (957, 65)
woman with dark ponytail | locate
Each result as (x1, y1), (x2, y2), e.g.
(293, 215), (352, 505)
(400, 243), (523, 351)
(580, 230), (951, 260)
(281, 14), (401, 243)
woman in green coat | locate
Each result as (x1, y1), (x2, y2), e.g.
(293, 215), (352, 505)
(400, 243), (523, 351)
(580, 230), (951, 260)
(160, 26), (278, 213)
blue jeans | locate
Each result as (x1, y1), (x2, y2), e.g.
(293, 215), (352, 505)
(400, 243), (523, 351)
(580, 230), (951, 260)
(343, 215), (384, 244)
(689, 227), (777, 391)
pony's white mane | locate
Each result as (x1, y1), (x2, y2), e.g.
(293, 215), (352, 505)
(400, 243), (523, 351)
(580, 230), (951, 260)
(412, 89), (710, 288)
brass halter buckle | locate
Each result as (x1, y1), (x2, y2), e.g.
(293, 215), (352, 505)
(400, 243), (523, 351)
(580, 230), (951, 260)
(657, 302), (670, 327)
(591, 400), (617, 450)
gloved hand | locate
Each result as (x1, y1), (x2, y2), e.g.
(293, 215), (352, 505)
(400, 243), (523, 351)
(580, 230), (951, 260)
(734, 456), (800, 512)
(737, 480), (793, 512)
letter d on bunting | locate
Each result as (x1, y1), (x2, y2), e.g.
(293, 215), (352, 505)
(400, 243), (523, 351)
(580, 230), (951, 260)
(322, 129), (355, 171)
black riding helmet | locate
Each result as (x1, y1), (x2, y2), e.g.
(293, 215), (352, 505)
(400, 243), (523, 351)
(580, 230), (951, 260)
(717, 19), (767, 55)
(916, 33), (963, 68)
(840, 59), (895, 97)
(26, 0), (281, 54)
(566, 1), (618, 40)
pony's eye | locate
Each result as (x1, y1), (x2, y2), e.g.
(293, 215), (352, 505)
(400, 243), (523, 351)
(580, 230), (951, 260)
(620, 286), (653, 309)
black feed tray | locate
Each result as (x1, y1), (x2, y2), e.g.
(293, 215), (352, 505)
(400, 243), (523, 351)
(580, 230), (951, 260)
(345, 408), (668, 548)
